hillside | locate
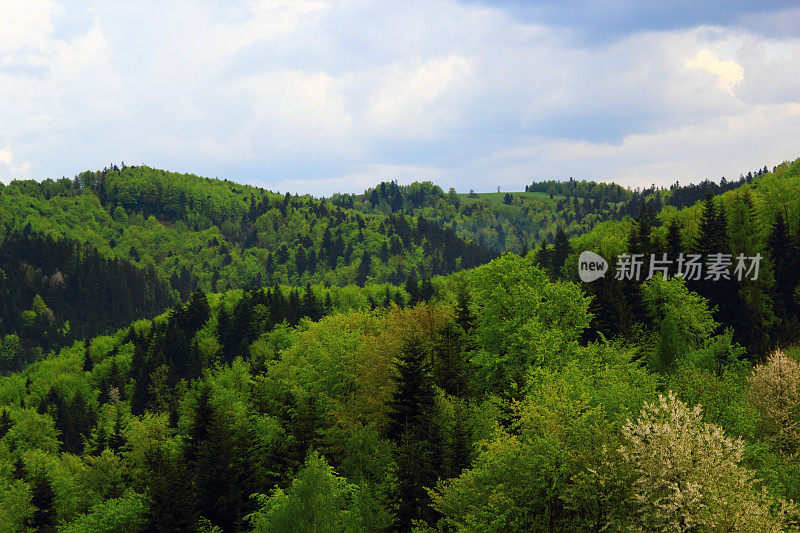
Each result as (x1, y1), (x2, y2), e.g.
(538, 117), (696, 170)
(0, 166), (495, 364)
(331, 166), (765, 255)
(1, 160), (800, 531)
(561, 158), (800, 353)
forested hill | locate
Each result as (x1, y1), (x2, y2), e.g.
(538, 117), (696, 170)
(0, 161), (772, 369)
(331, 163), (768, 254)
(2, 166), (495, 293)
(4, 159), (800, 531)
(0, 166), (495, 361)
(552, 157), (800, 354)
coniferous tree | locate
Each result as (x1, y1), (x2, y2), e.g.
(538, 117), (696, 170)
(445, 400), (473, 479)
(768, 213), (794, 320)
(300, 283), (318, 321)
(419, 275), (435, 303)
(628, 204), (656, 256)
(183, 289), (210, 334)
(666, 219), (683, 257)
(185, 384), (213, 464)
(387, 336), (442, 529)
(82, 337), (94, 372)
(551, 228), (571, 277)
(405, 269), (420, 306)
(534, 240), (551, 272)
(356, 252), (372, 287)
(29, 472), (56, 532)
(191, 400), (258, 531)
(108, 403), (126, 453)
(694, 194), (727, 255)
(11, 455), (26, 481)
(433, 322), (470, 397)
(0, 409), (11, 439)
(454, 285), (475, 334)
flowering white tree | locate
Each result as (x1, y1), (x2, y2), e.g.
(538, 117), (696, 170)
(748, 350), (800, 455)
(618, 392), (795, 532)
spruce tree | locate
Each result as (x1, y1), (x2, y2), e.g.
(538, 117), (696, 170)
(301, 283), (322, 322)
(628, 204), (655, 256)
(82, 337), (94, 372)
(432, 322), (470, 397)
(108, 403), (126, 453)
(387, 336), (442, 529)
(0, 407), (10, 437)
(665, 219), (683, 275)
(768, 213), (793, 319)
(454, 285), (475, 334)
(694, 194), (727, 255)
(12, 455), (26, 480)
(29, 472), (56, 532)
(405, 269), (420, 306)
(184, 289), (210, 334)
(534, 240), (551, 272)
(387, 336), (434, 441)
(445, 400), (473, 479)
(551, 228), (571, 277)
(356, 252), (372, 287)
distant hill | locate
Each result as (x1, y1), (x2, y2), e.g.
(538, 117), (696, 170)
(0, 165), (495, 364)
(558, 158), (800, 352)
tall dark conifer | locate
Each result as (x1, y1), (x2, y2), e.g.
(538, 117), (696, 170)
(387, 336), (442, 529)
(768, 213), (793, 318)
(356, 252), (372, 287)
(29, 472), (56, 532)
(550, 228), (571, 277)
(0, 409), (12, 439)
(82, 337), (94, 372)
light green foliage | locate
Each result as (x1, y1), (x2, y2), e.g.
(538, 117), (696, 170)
(431, 342), (657, 531)
(1, 162), (800, 531)
(641, 276), (718, 372)
(566, 218), (635, 279)
(4, 408), (60, 453)
(431, 378), (617, 531)
(61, 491), (148, 533)
(248, 451), (380, 533)
(0, 478), (33, 531)
(0, 166), (485, 299)
(467, 253), (592, 389)
(0, 334), (23, 370)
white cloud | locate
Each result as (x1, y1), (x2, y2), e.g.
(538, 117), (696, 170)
(234, 69), (354, 153)
(363, 54), (475, 137)
(0, 147), (31, 182)
(0, 147), (12, 166)
(685, 48), (744, 95)
(0, 0), (59, 56)
(0, 1), (798, 193)
(475, 100), (800, 190)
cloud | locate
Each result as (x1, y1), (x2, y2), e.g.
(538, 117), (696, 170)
(363, 54), (474, 137)
(0, 1), (798, 194)
(474, 100), (800, 190)
(0, 146), (31, 182)
(0, 0), (60, 57)
(685, 48), (744, 94)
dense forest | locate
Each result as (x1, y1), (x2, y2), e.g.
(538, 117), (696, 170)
(330, 163), (769, 255)
(1, 159), (800, 531)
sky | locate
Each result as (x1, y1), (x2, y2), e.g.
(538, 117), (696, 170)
(1, 1), (799, 196)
